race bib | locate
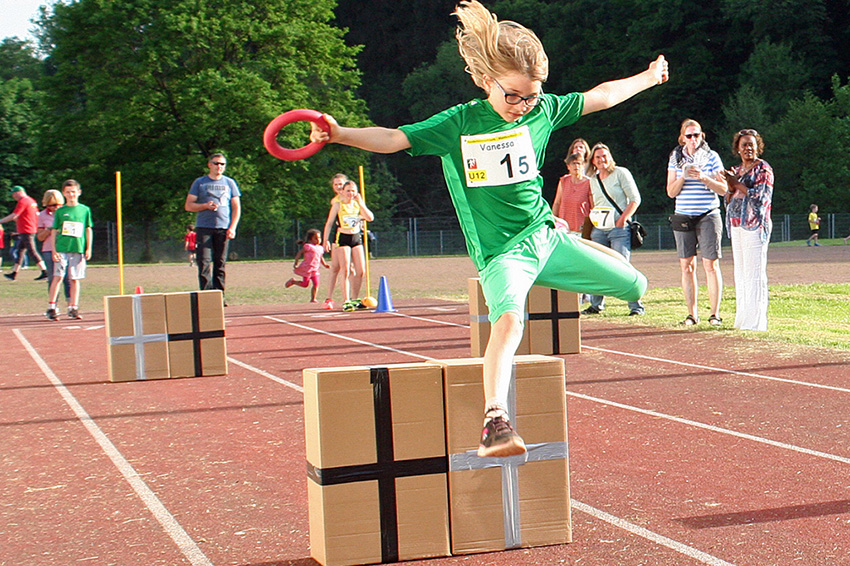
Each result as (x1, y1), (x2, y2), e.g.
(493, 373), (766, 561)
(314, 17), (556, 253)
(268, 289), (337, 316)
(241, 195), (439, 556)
(460, 126), (538, 187)
(589, 207), (616, 230)
(61, 220), (84, 238)
(341, 214), (360, 230)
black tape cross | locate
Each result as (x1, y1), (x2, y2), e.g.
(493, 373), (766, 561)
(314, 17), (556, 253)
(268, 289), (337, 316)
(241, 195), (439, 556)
(526, 289), (579, 354)
(167, 292), (225, 376)
(306, 367), (448, 564)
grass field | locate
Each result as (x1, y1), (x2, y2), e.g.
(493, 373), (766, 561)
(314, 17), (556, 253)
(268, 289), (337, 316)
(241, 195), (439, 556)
(2, 244), (848, 351)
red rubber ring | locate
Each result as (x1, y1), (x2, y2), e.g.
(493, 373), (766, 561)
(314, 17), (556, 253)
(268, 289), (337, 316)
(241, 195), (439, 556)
(263, 109), (330, 161)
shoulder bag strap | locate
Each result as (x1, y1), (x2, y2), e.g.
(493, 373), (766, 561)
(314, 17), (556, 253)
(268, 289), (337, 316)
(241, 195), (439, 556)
(596, 174), (631, 224)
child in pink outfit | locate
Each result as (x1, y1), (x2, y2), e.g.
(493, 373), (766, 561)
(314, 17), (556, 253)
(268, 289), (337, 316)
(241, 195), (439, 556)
(286, 229), (330, 302)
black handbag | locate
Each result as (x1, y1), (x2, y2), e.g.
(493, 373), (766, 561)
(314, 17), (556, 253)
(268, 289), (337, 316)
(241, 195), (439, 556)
(669, 210), (712, 232)
(595, 175), (645, 249)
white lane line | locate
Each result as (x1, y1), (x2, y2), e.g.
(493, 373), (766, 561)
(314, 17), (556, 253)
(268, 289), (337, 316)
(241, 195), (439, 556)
(571, 500), (736, 566)
(569, 391), (850, 465)
(13, 329), (213, 566)
(387, 310), (468, 328)
(263, 315), (437, 360)
(394, 312), (850, 394)
(227, 356), (303, 393)
(582, 345), (850, 393)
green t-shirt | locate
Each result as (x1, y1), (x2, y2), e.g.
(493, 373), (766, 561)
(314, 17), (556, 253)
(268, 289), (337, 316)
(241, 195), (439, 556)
(52, 203), (93, 254)
(400, 92), (584, 270)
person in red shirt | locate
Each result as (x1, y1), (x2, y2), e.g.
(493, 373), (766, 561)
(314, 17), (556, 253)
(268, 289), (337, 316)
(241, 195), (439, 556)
(1, 186), (48, 280)
(183, 225), (197, 266)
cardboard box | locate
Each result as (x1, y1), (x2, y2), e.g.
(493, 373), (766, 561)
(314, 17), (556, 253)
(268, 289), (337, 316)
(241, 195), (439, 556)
(527, 287), (581, 355)
(468, 278), (529, 358)
(469, 279), (580, 357)
(303, 363), (450, 566)
(104, 293), (170, 382)
(440, 355), (571, 554)
(164, 290), (227, 378)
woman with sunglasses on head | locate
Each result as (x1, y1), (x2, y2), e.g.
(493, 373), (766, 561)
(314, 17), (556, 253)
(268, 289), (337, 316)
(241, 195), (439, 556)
(666, 119), (728, 326)
(37, 189), (71, 310)
(721, 129), (774, 331)
(310, 0), (668, 457)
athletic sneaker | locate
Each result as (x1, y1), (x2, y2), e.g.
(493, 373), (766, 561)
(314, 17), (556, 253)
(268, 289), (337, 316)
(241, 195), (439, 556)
(34, 270), (49, 281)
(342, 299), (360, 312)
(478, 415), (527, 458)
(46, 308), (58, 321)
(68, 307), (82, 320)
(4, 272), (15, 281)
(322, 299), (334, 310)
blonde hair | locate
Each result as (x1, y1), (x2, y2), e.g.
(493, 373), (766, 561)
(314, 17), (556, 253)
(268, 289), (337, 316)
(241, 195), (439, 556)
(678, 118), (704, 146)
(454, 1), (548, 89)
(588, 143), (616, 175)
(42, 189), (65, 207)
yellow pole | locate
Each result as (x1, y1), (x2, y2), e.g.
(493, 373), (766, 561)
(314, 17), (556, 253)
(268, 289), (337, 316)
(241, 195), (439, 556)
(115, 171), (125, 295)
(358, 165), (372, 299)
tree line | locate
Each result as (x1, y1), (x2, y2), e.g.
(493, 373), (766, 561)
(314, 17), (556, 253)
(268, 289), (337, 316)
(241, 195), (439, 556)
(2, 0), (850, 251)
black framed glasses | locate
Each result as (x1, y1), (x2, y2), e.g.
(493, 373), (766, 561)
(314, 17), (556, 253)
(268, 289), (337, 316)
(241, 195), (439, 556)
(684, 133), (702, 139)
(211, 161), (227, 166)
(492, 78), (541, 107)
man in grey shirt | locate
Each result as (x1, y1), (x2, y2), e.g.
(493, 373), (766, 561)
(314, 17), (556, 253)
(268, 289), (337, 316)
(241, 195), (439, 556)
(184, 153), (241, 304)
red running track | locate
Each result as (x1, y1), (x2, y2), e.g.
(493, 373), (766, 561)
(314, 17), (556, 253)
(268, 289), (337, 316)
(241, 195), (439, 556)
(2, 300), (849, 566)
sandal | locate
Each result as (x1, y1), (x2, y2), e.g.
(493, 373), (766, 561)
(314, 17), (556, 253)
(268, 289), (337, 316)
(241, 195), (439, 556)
(680, 314), (699, 326)
(708, 315), (722, 326)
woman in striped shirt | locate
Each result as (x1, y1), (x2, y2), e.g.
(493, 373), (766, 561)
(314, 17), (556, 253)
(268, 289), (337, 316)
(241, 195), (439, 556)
(666, 119), (729, 326)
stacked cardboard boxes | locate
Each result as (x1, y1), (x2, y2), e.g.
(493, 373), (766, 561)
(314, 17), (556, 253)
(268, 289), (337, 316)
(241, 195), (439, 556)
(304, 355), (570, 566)
(104, 290), (227, 382)
(469, 278), (581, 357)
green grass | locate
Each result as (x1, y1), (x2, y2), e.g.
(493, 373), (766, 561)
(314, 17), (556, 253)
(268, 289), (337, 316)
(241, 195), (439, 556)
(590, 282), (850, 351)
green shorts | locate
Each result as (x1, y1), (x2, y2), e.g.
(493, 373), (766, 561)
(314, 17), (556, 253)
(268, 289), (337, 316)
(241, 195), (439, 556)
(478, 225), (647, 324)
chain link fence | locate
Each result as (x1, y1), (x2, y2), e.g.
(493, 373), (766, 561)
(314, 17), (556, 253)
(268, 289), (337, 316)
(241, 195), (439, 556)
(95, 213), (850, 264)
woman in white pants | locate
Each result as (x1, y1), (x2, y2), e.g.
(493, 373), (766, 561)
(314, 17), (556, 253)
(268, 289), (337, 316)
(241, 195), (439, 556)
(722, 129), (774, 331)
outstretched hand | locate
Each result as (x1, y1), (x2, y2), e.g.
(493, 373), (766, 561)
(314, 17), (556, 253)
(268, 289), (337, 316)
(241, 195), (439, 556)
(310, 113), (338, 144)
(649, 55), (669, 85)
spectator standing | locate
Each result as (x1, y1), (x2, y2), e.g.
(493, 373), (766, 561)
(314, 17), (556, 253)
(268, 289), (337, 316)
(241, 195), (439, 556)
(666, 119), (728, 326)
(722, 129), (774, 331)
(46, 180), (93, 320)
(584, 143), (646, 316)
(1, 185), (49, 281)
(552, 152), (592, 235)
(184, 153), (241, 305)
(37, 189), (71, 308)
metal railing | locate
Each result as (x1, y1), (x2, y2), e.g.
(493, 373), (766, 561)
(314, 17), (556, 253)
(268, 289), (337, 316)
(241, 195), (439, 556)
(96, 213), (850, 263)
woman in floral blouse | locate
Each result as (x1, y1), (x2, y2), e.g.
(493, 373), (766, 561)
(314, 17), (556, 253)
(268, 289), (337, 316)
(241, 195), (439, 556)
(722, 129), (774, 331)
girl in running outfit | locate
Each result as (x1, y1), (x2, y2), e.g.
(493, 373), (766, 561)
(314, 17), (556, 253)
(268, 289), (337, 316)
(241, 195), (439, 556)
(322, 180), (374, 309)
(311, 0), (669, 457)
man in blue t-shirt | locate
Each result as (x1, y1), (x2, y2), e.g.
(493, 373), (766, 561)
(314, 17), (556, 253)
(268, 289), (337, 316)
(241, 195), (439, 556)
(184, 153), (241, 303)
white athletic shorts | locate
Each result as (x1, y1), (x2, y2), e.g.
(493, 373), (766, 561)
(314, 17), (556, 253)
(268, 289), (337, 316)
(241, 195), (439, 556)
(53, 252), (87, 280)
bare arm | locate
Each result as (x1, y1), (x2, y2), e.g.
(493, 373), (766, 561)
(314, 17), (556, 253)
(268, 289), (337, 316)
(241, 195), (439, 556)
(311, 114), (411, 154)
(582, 55), (669, 116)
(85, 227), (93, 260)
(185, 193), (217, 213)
(227, 196), (241, 239)
(323, 202), (340, 252)
(552, 180), (564, 218)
